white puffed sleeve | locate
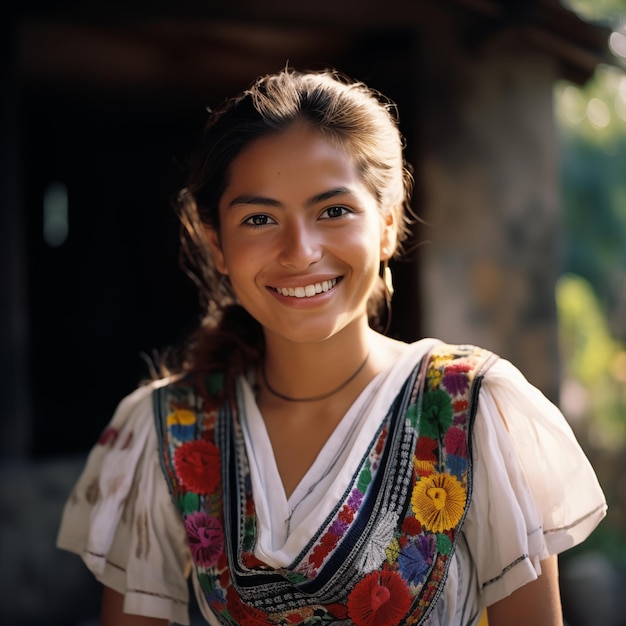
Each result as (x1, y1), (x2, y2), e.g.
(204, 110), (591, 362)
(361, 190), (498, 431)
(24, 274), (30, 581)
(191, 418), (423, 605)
(463, 358), (607, 607)
(57, 381), (193, 624)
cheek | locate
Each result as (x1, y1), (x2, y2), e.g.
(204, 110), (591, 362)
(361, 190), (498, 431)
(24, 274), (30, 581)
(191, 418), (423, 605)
(221, 242), (267, 288)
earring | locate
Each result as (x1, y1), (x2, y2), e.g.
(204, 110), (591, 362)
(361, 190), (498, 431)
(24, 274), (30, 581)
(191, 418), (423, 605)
(380, 260), (394, 335)
(383, 263), (394, 297)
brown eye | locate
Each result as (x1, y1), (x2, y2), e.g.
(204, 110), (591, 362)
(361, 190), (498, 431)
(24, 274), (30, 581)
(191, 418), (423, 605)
(244, 214), (275, 227)
(321, 206), (350, 219)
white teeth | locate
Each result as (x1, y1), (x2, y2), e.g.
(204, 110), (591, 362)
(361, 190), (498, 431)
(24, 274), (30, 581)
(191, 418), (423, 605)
(276, 278), (337, 298)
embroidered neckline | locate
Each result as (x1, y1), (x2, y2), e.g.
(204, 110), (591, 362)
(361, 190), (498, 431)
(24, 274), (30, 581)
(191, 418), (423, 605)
(154, 344), (494, 626)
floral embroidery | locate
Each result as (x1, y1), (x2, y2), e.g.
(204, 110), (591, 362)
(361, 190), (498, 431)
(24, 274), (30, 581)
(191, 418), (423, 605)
(347, 570), (413, 626)
(173, 439), (220, 495)
(358, 510), (399, 573)
(156, 345), (493, 626)
(444, 427), (467, 457)
(440, 363), (472, 396)
(185, 512), (224, 567)
(411, 472), (466, 533)
(398, 534), (434, 585)
(166, 408), (197, 441)
(97, 427), (118, 446)
(420, 389), (454, 438)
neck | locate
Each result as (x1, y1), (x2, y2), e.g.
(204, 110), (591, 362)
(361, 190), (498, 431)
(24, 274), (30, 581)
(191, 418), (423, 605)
(261, 322), (374, 403)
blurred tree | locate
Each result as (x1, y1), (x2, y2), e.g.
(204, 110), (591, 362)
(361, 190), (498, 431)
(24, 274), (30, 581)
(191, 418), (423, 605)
(556, 0), (626, 567)
(555, 12), (626, 339)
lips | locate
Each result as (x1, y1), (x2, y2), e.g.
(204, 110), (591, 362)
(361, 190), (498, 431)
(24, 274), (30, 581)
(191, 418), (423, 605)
(271, 277), (338, 298)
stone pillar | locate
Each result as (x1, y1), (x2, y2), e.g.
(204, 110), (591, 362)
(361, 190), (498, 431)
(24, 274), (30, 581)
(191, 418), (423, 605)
(418, 48), (563, 400)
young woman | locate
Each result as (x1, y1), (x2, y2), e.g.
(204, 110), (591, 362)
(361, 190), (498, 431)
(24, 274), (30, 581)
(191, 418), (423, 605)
(57, 68), (606, 626)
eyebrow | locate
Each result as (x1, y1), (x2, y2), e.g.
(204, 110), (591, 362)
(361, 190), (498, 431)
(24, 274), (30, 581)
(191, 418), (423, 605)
(227, 187), (352, 209)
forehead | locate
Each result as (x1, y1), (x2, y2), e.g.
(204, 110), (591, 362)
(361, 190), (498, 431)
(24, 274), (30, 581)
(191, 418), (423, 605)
(221, 124), (370, 203)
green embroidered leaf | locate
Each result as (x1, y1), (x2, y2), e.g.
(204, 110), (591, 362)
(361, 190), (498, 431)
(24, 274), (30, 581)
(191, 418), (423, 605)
(243, 516), (256, 550)
(406, 403), (418, 428)
(205, 372), (224, 396)
(357, 467), (372, 492)
(283, 570), (308, 584)
(197, 572), (217, 592)
(420, 389), (454, 438)
(181, 491), (200, 514)
(436, 532), (452, 555)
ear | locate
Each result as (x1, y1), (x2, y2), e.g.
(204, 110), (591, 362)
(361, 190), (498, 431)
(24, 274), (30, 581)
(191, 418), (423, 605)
(203, 225), (228, 275)
(379, 207), (397, 261)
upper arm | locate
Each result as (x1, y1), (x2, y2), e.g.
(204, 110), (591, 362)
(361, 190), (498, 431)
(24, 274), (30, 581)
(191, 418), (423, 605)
(486, 555), (563, 626)
(100, 586), (169, 626)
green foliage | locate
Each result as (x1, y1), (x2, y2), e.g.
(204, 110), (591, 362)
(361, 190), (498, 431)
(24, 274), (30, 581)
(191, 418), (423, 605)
(556, 0), (626, 568)
(555, 65), (626, 341)
(556, 274), (616, 385)
(562, 0), (626, 23)
(556, 273), (626, 556)
(556, 273), (626, 445)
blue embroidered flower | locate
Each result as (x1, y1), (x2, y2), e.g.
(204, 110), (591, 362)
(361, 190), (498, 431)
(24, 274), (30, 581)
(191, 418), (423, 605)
(398, 535), (433, 585)
(445, 454), (467, 480)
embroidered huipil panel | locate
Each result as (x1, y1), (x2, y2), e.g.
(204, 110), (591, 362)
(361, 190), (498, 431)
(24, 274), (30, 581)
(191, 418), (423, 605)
(154, 345), (494, 625)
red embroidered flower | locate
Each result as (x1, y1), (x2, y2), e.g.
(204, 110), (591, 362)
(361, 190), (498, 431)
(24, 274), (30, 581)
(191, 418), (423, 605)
(174, 440), (220, 495)
(347, 570), (412, 626)
(338, 504), (355, 524)
(184, 512), (224, 567)
(326, 603), (349, 620)
(401, 516), (422, 537)
(445, 427), (467, 457)
(415, 436), (437, 461)
(310, 532), (338, 568)
(242, 552), (267, 569)
(218, 551), (229, 570)
(322, 532), (339, 549)
(445, 362), (471, 373)
(285, 607), (314, 623)
(375, 426), (388, 455)
(453, 399), (469, 413)
(245, 496), (255, 516)
(219, 568), (230, 589)
(97, 427), (118, 446)
(226, 588), (268, 626)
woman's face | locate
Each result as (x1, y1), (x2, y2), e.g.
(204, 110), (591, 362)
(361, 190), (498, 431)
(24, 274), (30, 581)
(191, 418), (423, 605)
(205, 123), (395, 346)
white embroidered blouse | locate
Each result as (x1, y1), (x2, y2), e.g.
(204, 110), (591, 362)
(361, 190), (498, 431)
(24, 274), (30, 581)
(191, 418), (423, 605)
(57, 338), (607, 625)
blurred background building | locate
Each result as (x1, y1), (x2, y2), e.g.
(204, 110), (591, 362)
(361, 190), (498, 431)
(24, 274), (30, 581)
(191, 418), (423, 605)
(1, 0), (625, 624)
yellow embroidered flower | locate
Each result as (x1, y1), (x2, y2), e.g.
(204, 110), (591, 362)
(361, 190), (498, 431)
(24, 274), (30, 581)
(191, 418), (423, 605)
(426, 365), (443, 390)
(167, 409), (197, 427)
(411, 473), (466, 533)
(413, 458), (435, 477)
(386, 537), (401, 564)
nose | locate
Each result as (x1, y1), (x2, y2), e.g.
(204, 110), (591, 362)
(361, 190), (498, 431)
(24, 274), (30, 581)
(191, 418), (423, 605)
(277, 219), (322, 269)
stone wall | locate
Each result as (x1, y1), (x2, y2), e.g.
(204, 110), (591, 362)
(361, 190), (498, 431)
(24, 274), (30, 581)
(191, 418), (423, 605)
(418, 42), (563, 401)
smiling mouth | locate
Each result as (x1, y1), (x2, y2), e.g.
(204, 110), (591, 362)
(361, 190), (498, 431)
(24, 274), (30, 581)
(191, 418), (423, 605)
(271, 278), (339, 298)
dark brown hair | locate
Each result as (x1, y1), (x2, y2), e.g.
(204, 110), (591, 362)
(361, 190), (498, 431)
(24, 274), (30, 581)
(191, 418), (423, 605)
(176, 67), (414, 380)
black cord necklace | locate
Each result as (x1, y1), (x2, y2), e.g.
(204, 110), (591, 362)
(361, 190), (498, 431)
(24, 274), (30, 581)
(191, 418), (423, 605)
(261, 352), (370, 403)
